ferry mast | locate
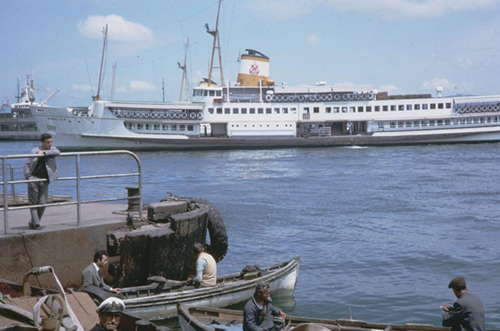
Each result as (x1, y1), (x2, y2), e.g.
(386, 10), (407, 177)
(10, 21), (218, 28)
(206, 0), (224, 86)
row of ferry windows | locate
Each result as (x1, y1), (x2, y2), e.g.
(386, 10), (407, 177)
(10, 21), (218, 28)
(209, 107), (297, 115)
(193, 90), (222, 97)
(322, 102), (452, 114)
(126, 123), (194, 131)
(383, 116), (500, 128)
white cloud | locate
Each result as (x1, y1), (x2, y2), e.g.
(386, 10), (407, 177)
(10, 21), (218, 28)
(129, 80), (156, 92)
(380, 84), (399, 92)
(306, 34), (320, 44)
(72, 84), (93, 92)
(247, 0), (497, 20)
(421, 78), (455, 91)
(78, 14), (154, 42)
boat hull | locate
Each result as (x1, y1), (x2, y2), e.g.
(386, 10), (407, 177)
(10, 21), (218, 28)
(122, 257), (299, 320)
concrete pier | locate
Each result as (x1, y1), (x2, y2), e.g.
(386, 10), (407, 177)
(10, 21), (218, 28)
(0, 202), (132, 289)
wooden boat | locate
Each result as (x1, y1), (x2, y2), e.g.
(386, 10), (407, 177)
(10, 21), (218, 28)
(112, 257), (300, 320)
(0, 266), (157, 331)
(177, 305), (500, 331)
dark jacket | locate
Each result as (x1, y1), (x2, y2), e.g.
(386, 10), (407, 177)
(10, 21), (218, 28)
(243, 296), (281, 331)
(442, 292), (486, 331)
(89, 324), (107, 331)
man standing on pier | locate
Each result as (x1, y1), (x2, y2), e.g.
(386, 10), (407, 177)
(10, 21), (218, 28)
(24, 133), (60, 230)
(243, 281), (286, 331)
(81, 250), (121, 294)
(187, 242), (217, 287)
(440, 276), (486, 331)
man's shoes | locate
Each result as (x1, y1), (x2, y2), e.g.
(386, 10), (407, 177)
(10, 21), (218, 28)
(28, 223), (42, 230)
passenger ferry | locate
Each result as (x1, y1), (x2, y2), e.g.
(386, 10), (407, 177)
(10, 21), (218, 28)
(28, 48), (500, 150)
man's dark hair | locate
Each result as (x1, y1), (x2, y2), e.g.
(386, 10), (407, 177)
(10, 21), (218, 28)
(93, 250), (108, 262)
(40, 133), (52, 142)
(255, 281), (270, 294)
(192, 242), (205, 254)
(453, 284), (467, 291)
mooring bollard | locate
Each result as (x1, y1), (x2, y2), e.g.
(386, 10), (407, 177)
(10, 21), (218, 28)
(126, 186), (140, 211)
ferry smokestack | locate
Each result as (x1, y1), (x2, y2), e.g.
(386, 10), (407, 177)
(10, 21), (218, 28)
(237, 49), (274, 87)
(436, 86), (443, 98)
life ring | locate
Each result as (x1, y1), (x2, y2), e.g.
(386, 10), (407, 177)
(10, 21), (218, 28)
(143, 112), (150, 118)
(309, 95), (316, 101)
(348, 94), (354, 100)
(174, 113), (181, 118)
(197, 113), (203, 120)
(297, 95), (304, 102)
(334, 94), (340, 100)
(266, 94), (273, 102)
(190, 198), (228, 262)
(276, 95), (283, 102)
(301, 129), (311, 138)
(117, 109), (123, 116)
(343, 94), (349, 100)
(190, 112), (196, 119)
(181, 112), (188, 119)
(327, 94), (333, 101)
(167, 112), (174, 119)
(355, 94), (362, 100)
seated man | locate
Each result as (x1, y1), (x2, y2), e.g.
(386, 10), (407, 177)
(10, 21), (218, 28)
(90, 297), (125, 331)
(244, 281), (286, 331)
(187, 243), (217, 287)
(81, 250), (120, 294)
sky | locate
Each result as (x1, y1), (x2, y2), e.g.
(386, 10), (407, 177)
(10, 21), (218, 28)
(1, 0), (500, 107)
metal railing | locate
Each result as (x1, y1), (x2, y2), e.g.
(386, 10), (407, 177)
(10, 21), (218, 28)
(0, 163), (16, 199)
(1, 150), (142, 234)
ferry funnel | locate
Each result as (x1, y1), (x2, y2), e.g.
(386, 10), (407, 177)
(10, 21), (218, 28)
(237, 49), (274, 86)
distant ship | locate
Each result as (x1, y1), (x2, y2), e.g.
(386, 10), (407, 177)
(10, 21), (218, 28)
(0, 73), (58, 141)
(27, 47), (500, 150)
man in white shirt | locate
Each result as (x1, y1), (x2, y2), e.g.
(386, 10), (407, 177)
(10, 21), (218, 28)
(187, 243), (217, 287)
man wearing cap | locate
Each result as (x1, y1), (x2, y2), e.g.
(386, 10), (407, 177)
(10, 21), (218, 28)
(90, 297), (125, 331)
(440, 276), (486, 331)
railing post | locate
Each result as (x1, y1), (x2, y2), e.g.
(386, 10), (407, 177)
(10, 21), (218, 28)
(10, 166), (16, 200)
(2, 158), (9, 235)
(76, 154), (81, 226)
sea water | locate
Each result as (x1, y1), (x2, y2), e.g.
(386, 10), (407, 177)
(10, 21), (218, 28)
(2, 141), (499, 328)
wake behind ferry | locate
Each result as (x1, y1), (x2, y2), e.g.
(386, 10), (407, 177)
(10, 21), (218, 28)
(28, 47), (500, 150)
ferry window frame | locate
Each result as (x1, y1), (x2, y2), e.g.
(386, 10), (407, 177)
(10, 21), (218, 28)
(326, 107), (332, 113)
(274, 108), (280, 114)
(180, 124), (186, 131)
(398, 105), (404, 111)
(313, 107), (320, 113)
(414, 104), (420, 110)
(162, 124), (168, 130)
(217, 108), (223, 114)
(437, 120), (443, 126)
(209, 108), (215, 114)
(430, 103), (436, 110)
(188, 125), (194, 131)
(407, 104), (412, 111)
(250, 108), (256, 114)
(283, 108), (289, 114)
(154, 124), (160, 130)
(333, 107), (340, 113)
(390, 105), (396, 111)
(390, 121), (396, 128)
(266, 108), (272, 114)
(303, 107), (310, 114)
(224, 108), (230, 114)
(406, 121), (412, 127)
(233, 108), (239, 114)
(342, 107), (348, 113)
(290, 107), (297, 113)
(137, 124), (143, 130)
(374, 106), (380, 112)
(366, 106), (372, 112)
(438, 103), (444, 109)
(357, 106), (364, 113)
(209, 90), (215, 96)
(349, 107), (355, 113)
(258, 108), (264, 114)
(422, 104), (428, 110)
(241, 108), (248, 114)
(383, 105), (388, 112)
(446, 103), (451, 108)
(430, 120), (436, 126)
(216, 90), (222, 97)
(145, 124), (150, 130)
(171, 124), (177, 131)
(398, 121), (404, 128)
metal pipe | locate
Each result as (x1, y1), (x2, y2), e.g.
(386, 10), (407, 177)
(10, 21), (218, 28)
(2, 158), (8, 235)
(10, 166), (15, 199)
(76, 154), (81, 226)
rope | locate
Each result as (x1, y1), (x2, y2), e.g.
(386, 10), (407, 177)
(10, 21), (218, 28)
(20, 234), (81, 276)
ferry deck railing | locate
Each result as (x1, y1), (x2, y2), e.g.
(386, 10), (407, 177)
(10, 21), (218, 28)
(1, 150), (143, 235)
